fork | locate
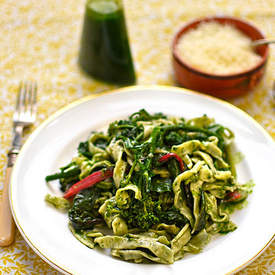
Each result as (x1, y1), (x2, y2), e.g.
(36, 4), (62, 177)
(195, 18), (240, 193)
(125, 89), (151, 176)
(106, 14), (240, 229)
(0, 81), (37, 246)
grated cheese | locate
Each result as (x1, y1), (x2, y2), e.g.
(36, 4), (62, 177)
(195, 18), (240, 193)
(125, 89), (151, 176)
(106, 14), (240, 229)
(176, 21), (262, 75)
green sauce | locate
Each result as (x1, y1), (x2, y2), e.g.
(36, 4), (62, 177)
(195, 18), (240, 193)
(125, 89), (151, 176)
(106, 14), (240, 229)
(79, 0), (136, 85)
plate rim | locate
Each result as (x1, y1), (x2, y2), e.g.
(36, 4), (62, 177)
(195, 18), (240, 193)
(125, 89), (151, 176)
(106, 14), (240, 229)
(9, 84), (275, 275)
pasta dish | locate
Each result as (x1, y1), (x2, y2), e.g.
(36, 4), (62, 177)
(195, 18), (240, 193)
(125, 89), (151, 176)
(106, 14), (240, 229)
(45, 109), (252, 264)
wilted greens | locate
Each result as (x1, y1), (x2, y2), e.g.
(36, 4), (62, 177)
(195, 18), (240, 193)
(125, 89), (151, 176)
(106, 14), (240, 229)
(45, 109), (252, 264)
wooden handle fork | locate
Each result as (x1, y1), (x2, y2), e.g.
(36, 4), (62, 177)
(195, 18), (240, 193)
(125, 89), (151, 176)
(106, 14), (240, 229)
(0, 81), (38, 246)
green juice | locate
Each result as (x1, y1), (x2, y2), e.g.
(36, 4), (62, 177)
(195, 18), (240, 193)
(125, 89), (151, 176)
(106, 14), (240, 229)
(79, 0), (136, 85)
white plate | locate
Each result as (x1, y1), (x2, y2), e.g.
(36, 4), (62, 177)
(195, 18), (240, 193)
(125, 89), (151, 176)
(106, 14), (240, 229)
(10, 86), (275, 275)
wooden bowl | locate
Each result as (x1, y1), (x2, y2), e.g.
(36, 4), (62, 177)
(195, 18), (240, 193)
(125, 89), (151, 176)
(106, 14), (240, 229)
(172, 16), (269, 98)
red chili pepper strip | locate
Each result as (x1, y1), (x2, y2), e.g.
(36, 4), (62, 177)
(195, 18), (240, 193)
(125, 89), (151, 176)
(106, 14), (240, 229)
(63, 168), (113, 199)
(224, 191), (244, 203)
(159, 153), (185, 172)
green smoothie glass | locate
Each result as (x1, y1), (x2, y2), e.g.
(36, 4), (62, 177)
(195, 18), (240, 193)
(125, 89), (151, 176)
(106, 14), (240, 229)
(79, 0), (136, 85)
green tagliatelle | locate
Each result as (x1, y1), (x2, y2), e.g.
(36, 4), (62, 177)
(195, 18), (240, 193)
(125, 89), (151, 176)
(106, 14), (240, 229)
(45, 109), (253, 264)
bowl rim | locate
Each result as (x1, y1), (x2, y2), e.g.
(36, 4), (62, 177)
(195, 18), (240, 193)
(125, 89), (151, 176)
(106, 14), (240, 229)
(172, 16), (269, 80)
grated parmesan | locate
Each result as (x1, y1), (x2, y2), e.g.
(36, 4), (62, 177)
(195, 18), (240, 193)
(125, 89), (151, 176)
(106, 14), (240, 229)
(176, 21), (262, 75)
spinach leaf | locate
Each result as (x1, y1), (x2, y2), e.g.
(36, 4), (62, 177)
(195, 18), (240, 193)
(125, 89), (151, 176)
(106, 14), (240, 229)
(150, 177), (172, 193)
(159, 207), (188, 228)
(78, 141), (93, 158)
(164, 131), (185, 146)
(69, 188), (101, 230)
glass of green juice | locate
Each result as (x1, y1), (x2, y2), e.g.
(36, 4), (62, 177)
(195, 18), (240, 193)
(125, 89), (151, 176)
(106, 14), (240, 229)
(79, 0), (136, 85)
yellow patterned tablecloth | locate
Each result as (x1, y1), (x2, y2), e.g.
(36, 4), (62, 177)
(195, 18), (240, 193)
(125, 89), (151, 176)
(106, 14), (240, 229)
(0, 0), (274, 274)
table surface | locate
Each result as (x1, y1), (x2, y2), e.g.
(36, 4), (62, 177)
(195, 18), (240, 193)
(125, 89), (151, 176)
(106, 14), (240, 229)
(0, 0), (274, 274)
